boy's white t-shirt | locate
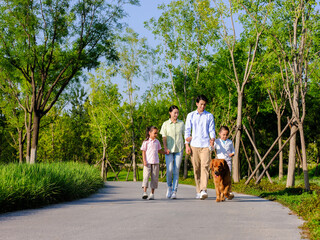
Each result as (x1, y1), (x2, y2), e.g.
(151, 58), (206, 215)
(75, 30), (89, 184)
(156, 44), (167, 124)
(214, 138), (235, 162)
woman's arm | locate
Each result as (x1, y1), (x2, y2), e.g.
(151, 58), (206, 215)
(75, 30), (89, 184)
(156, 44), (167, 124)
(162, 137), (170, 154)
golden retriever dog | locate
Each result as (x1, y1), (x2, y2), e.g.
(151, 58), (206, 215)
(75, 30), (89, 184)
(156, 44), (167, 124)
(210, 159), (234, 202)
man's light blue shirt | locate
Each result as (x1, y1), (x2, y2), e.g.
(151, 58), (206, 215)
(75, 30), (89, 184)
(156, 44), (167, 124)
(184, 110), (216, 148)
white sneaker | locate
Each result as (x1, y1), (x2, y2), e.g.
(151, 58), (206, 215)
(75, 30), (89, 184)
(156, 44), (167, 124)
(171, 191), (177, 199)
(166, 187), (172, 198)
(196, 193), (201, 199)
(148, 193), (154, 200)
(200, 190), (208, 200)
(142, 192), (148, 199)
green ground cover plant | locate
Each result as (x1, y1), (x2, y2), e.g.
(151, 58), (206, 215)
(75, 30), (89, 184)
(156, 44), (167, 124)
(107, 167), (320, 240)
(0, 162), (104, 213)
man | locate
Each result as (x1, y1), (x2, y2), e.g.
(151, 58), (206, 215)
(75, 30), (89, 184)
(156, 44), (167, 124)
(185, 95), (215, 200)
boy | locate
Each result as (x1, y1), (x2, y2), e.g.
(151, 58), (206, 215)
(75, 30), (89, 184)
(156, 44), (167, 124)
(214, 126), (235, 174)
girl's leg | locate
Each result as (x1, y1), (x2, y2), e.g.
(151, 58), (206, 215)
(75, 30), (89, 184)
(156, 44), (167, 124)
(142, 165), (151, 191)
(142, 165), (151, 199)
(149, 164), (159, 200)
(172, 151), (183, 192)
(150, 164), (159, 190)
(165, 154), (174, 188)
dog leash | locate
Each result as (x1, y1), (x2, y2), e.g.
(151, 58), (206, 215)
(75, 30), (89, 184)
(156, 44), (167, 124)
(209, 145), (217, 158)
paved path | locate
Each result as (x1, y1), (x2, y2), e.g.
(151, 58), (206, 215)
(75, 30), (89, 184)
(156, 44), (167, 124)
(0, 181), (304, 240)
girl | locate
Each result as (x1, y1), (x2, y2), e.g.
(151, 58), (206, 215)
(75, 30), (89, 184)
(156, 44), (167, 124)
(141, 126), (166, 200)
(160, 105), (185, 199)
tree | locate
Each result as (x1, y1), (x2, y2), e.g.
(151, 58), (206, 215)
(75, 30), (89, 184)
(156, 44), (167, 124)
(214, 0), (269, 182)
(0, 0), (137, 163)
(116, 28), (147, 181)
(0, 84), (26, 163)
(147, 0), (218, 178)
(243, 0), (320, 190)
(260, 50), (288, 179)
(86, 65), (125, 180)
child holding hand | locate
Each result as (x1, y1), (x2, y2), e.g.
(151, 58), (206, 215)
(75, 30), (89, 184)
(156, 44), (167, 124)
(141, 126), (166, 200)
(214, 126), (235, 174)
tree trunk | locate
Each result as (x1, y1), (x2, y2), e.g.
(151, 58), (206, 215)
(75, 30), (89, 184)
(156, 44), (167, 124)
(286, 123), (297, 187)
(286, 85), (299, 187)
(26, 111), (32, 164)
(101, 145), (106, 181)
(233, 92), (243, 182)
(132, 142), (137, 182)
(130, 107), (137, 182)
(277, 112), (283, 179)
(249, 123), (259, 179)
(30, 112), (41, 164)
(298, 123), (310, 191)
(51, 123), (55, 159)
(18, 130), (23, 163)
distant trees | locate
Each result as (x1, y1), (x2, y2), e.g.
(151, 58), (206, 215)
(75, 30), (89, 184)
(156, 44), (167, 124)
(0, 0), (319, 191)
(0, 0), (137, 163)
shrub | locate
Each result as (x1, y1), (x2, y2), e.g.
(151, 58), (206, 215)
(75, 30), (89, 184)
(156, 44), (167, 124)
(0, 162), (104, 213)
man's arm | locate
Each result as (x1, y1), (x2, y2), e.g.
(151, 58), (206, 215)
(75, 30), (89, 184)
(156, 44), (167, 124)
(209, 114), (216, 146)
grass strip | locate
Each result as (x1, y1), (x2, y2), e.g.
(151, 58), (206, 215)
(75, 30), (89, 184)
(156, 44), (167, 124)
(0, 162), (104, 213)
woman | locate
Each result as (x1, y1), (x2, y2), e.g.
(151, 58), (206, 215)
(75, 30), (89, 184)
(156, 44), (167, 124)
(160, 105), (185, 199)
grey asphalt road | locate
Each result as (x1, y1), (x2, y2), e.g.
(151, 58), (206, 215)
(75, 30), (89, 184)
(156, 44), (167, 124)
(0, 181), (304, 240)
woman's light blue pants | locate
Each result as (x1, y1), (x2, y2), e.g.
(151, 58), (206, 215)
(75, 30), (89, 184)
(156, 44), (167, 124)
(165, 151), (183, 192)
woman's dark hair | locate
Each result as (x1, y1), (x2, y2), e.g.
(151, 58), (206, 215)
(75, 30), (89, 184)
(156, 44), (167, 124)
(219, 126), (230, 133)
(145, 126), (158, 141)
(169, 105), (179, 112)
(196, 95), (208, 103)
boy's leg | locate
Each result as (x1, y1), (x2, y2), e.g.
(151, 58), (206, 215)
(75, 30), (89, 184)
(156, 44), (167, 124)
(150, 164), (159, 190)
(227, 161), (232, 176)
(199, 147), (211, 192)
(191, 147), (201, 193)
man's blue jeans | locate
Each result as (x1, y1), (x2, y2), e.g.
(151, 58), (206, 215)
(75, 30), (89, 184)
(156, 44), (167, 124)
(165, 151), (183, 192)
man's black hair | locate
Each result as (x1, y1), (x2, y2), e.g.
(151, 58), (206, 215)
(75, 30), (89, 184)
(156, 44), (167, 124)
(196, 95), (208, 103)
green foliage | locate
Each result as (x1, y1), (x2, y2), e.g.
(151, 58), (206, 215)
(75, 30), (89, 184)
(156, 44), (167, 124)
(0, 162), (103, 213)
(0, 0), (136, 163)
(86, 64), (126, 166)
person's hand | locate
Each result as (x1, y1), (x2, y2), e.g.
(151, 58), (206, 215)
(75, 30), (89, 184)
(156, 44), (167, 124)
(210, 138), (215, 147)
(143, 160), (147, 166)
(229, 153), (234, 157)
(164, 147), (170, 154)
(186, 136), (192, 142)
(186, 144), (191, 155)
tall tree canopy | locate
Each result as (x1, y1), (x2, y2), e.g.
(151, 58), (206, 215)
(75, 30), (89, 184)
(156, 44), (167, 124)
(0, 0), (138, 163)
